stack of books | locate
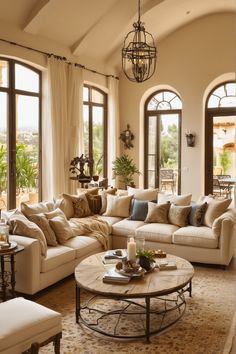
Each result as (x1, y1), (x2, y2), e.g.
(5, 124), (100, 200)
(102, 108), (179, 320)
(103, 268), (130, 284)
(156, 260), (177, 271)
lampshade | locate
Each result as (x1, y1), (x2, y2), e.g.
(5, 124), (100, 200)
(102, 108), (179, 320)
(122, 0), (157, 83)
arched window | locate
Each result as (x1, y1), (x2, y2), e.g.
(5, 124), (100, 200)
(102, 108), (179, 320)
(144, 90), (182, 194)
(0, 58), (41, 210)
(83, 85), (107, 178)
(205, 81), (236, 195)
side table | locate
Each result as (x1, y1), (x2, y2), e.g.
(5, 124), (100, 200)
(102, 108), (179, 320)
(0, 243), (24, 302)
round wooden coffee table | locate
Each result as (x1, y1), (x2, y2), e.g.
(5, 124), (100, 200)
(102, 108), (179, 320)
(75, 252), (194, 342)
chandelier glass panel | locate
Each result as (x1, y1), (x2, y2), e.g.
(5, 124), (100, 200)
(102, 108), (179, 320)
(122, 0), (157, 83)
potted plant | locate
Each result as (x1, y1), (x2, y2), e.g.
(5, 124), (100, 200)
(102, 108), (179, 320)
(136, 249), (155, 271)
(112, 154), (140, 189)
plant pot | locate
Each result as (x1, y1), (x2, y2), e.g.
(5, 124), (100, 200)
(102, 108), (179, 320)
(93, 175), (99, 182)
(138, 256), (152, 271)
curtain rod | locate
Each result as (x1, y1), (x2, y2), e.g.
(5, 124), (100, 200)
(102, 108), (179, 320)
(0, 37), (119, 80)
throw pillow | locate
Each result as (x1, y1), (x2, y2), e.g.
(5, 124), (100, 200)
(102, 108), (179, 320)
(62, 193), (92, 218)
(54, 197), (74, 219)
(9, 215), (47, 257)
(77, 187), (99, 195)
(103, 194), (133, 218)
(99, 188), (117, 214)
(168, 204), (192, 227)
(158, 193), (192, 206)
(44, 208), (65, 220)
(28, 213), (58, 246)
(188, 202), (208, 227)
(21, 201), (54, 218)
(48, 215), (74, 244)
(202, 196), (232, 227)
(129, 199), (150, 221)
(145, 202), (171, 224)
(85, 194), (102, 214)
(127, 186), (158, 201)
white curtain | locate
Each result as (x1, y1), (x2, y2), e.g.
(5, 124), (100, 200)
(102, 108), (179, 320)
(107, 77), (120, 187)
(45, 57), (84, 198)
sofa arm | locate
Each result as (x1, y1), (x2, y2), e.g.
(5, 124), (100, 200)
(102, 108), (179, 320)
(9, 235), (41, 295)
(217, 218), (236, 265)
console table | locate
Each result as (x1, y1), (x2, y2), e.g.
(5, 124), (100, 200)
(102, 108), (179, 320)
(0, 244), (24, 302)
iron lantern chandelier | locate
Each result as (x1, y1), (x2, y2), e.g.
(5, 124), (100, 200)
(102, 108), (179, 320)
(122, 0), (157, 83)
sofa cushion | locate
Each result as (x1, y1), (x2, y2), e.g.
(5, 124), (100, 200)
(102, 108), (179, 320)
(168, 204), (192, 227)
(62, 193), (92, 218)
(145, 202), (170, 223)
(201, 196), (232, 227)
(158, 193), (192, 206)
(188, 202), (208, 227)
(135, 223), (179, 243)
(129, 199), (152, 221)
(98, 215), (123, 226)
(103, 194), (133, 218)
(21, 201), (54, 218)
(41, 245), (76, 273)
(28, 213), (58, 246)
(99, 188), (117, 214)
(127, 186), (158, 201)
(63, 235), (102, 258)
(112, 219), (145, 236)
(86, 194), (102, 214)
(49, 215), (74, 244)
(173, 226), (218, 249)
(8, 214), (47, 257)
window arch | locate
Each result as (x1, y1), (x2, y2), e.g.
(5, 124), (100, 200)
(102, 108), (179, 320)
(144, 90), (182, 193)
(83, 85), (107, 178)
(0, 57), (42, 210)
(205, 81), (236, 195)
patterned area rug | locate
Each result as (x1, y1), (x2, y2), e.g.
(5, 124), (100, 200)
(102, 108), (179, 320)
(37, 264), (236, 354)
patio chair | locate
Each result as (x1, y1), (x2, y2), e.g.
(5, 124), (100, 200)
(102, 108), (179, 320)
(160, 169), (175, 193)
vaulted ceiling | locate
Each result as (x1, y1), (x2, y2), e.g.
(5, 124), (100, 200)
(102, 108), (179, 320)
(0, 0), (235, 71)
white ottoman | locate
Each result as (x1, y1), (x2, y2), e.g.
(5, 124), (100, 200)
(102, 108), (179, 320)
(0, 297), (62, 354)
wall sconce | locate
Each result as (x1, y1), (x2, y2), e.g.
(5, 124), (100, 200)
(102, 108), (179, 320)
(185, 131), (196, 147)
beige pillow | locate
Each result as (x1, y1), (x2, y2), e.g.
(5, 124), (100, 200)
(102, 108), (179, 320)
(9, 216), (47, 257)
(62, 193), (91, 218)
(127, 186), (158, 201)
(21, 201), (54, 218)
(103, 194), (133, 218)
(99, 188), (117, 214)
(77, 187), (99, 195)
(28, 213), (58, 246)
(54, 198), (74, 219)
(44, 208), (65, 219)
(49, 215), (74, 244)
(202, 196), (232, 227)
(168, 204), (192, 227)
(145, 202), (170, 223)
(158, 193), (192, 206)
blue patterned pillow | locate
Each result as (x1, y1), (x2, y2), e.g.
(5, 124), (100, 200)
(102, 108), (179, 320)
(129, 199), (156, 221)
(188, 202), (207, 227)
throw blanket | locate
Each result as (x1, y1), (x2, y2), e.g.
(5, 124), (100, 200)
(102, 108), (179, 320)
(69, 216), (111, 250)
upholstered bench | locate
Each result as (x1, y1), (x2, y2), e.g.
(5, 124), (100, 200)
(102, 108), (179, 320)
(0, 297), (62, 354)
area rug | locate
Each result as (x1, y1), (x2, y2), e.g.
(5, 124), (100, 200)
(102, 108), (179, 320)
(37, 264), (236, 354)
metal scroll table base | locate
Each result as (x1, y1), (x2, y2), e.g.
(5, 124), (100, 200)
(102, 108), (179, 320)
(75, 281), (192, 343)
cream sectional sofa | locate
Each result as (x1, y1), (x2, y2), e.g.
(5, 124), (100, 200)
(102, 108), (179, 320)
(6, 191), (236, 295)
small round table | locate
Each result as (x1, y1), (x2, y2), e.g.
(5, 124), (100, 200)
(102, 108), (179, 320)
(75, 252), (194, 342)
(0, 243), (24, 302)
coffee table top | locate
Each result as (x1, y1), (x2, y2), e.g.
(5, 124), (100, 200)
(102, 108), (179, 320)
(75, 252), (194, 298)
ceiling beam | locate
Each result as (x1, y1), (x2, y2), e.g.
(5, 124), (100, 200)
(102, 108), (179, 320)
(23, 0), (51, 34)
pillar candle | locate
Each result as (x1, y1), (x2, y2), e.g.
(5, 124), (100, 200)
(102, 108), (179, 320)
(127, 237), (136, 263)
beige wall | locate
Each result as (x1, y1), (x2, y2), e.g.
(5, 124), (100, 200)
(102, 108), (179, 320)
(119, 12), (236, 201)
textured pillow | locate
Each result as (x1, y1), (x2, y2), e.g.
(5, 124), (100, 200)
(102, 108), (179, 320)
(49, 215), (74, 244)
(145, 202), (171, 223)
(21, 201), (54, 218)
(85, 194), (102, 214)
(168, 204), (192, 227)
(129, 199), (150, 221)
(127, 186), (158, 201)
(103, 194), (133, 218)
(202, 196), (232, 227)
(28, 213), (58, 246)
(99, 188), (117, 214)
(62, 193), (92, 218)
(188, 202), (208, 227)
(158, 193), (192, 206)
(54, 197), (74, 219)
(9, 215), (47, 256)
(44, 208), (65, 220)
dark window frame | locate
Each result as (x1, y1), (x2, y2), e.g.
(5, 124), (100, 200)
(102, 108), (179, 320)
(0, 57), (42, 209)
(83, 84), (108, 178)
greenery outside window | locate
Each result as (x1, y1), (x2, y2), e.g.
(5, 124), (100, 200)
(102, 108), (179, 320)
(0, 58), (41, 210)
(83, 85), (107, 178)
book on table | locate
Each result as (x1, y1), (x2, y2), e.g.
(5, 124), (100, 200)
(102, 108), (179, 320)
(103, 249), (127, 263)
(103, 268), (130, 284)
(156, 260), (177, 270)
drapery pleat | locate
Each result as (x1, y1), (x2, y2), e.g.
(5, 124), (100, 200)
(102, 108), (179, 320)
(44, 57), (84, 198)
(107, 77), (120, 187)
